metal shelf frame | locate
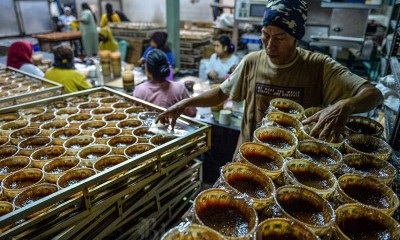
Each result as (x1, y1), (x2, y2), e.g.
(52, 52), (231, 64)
(387, 57), (400, 148)
(0, 67), (64, 108)
(384, 0), (400, 74)
(0, 87), (211, 239)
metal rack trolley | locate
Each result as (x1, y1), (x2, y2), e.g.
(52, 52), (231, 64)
(0, 67), (63, 108)
(0, 87), (211, 239)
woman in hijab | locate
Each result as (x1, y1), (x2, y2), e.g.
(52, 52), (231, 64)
(100, 3), (121, 27)
(134, 49), (196, 117)
(44, 45), (92, 93)
(138, 31), (175, 68)
(7, 41), (44, 77)
(75, 3), (98, 57)
(99, 26), (119, 52)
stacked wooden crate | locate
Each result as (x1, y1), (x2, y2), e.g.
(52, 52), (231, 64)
(180, 30), (212, 71)
(109, 22), (166, 64)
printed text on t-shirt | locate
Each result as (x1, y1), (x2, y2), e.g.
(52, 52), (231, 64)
(255, 83), (304, 104)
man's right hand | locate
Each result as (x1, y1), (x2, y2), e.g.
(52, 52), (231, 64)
(156, 101), (186, 130)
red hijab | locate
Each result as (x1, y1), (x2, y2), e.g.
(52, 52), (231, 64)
(7, 41), (33, 69)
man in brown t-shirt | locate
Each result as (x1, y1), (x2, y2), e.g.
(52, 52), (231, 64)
(157, 0), (383, 150)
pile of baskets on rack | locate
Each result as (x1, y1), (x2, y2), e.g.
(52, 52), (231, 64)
(0, 87), (211, 239)
(162, 97), (400, 240)
(0, 67), (63, 108)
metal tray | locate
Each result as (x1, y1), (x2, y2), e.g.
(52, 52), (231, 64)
(0, 87), (211, 239)
(0, 67), (63, 108)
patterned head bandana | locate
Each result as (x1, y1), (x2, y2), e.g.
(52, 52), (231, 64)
(263, 0), (308, 40)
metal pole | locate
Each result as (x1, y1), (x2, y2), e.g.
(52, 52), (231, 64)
(166, 0), (180, 68)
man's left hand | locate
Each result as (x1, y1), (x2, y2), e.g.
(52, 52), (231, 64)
(302, 99), (353, 142)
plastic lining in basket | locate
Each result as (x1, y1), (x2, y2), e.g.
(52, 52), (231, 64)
(345, 116), (384, 137)
(93, 155), (128, 180)
(253, 126), (298, 158)
(79, 120), (108, 135)
(40, 120), (69, 136)
(2, 168), (44, 199)
(51, 128), (82, 146)
(301, 122), (345, 149)
(102, 113), (128, 127)
(92, 127), (121, 144)
(0, 146), (19, 160)
(269, 185), (335, 237)
(18, 107), (46, 119)
(256, 218), (318, 240)
(124, 106), (147, 119)
(57, 168), (96, 198)
(88, 91), (110, 100)
(296, 140), (343, 172)
(77, 102), (100, 113)
(283, 159), (337, 199)
(342, 154), (397, 185)
(1, 120), (29, 136)
(98, 97), (123, 107)
(13, 183), (58, 219)
(30, 113), (56, 127)
(63, 136), (95, 156)
(334, 204), (400, 240)
(10, 127), (41, 145)
(66, 113), (93, 128)
(46, 101), (69, 112)
(193, 188), (258, 239)
(137, 111), (159, 126)
(337, 174), (399, 216)
(116, 119), (143, 134)
(112, 102), (134, 113)
(30, 146), (66, 168)
(54, 107), (80, 120)
(268, 98), (305, 120)
(221, 162), (275, 211)
(18, 136), (52, 156)
(263, 112), (303, 138)
(0, 156), (31, 181)
(124, 143), (154, 159)
(90, 107), (115, 120)
(0, 136), (9, 146)
(43, 156), (80, 183)
(107, 135), (138, 155)
(149, 134), (178, 146)
(344, 134), (392, 161)
(77, 144), (111, 167)
(0, 113), (20, 124)
(239, 142), (284, 180)
(9, 86), (29, 95)
(67, 96), (90, 106)
(132, 126), (159, 143)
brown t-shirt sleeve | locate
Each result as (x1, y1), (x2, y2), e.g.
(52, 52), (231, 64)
(322, 57), (367, 105)
(220, 58), (244, 98)
(220, 53), (258, 102)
